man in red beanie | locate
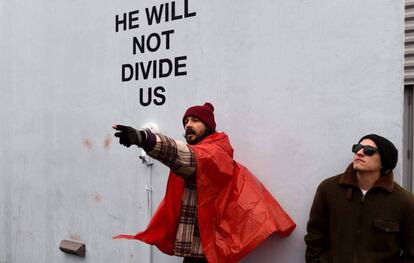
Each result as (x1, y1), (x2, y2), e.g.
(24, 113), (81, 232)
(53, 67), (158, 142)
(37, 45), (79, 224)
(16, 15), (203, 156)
(113, 102), (296, 263)
(305, 134), (414, 262)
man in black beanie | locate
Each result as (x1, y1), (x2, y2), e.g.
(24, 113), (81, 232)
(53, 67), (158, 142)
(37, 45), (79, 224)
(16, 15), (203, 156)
(305, 134), (414, 263)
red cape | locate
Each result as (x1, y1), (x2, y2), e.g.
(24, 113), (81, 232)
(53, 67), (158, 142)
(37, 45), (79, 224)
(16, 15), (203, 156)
(114, 132), (296, 263)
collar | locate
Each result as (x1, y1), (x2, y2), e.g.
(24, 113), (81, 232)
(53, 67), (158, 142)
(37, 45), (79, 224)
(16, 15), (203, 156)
(339, 163), (394, 193)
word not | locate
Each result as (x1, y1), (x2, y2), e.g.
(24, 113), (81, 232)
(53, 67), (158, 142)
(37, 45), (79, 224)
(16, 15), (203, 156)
(133, 30), (174, 54)
(122, 56), (187, 82)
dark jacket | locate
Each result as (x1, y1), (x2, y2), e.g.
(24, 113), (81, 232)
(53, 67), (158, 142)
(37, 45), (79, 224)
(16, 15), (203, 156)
(305, 164), (414, 263)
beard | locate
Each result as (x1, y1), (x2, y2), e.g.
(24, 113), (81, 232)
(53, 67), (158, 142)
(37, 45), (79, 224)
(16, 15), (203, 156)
(184, 128), (206, 145)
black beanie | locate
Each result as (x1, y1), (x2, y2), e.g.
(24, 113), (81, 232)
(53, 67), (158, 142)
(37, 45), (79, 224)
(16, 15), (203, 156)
(358, 134), (398, 175)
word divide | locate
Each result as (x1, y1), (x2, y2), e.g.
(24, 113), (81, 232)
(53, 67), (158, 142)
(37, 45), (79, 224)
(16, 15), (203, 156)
(115, 0), (196, 32)
(122, 56), (187, 82)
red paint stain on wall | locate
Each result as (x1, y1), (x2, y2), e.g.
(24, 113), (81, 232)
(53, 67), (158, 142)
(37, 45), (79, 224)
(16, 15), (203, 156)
(83, 138), (93, 149)
(95, 193), (102, 203)
(103, 134), (112, 149)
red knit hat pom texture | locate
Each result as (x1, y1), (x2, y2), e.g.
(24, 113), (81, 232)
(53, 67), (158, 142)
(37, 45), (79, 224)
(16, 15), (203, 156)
(183, 102), (216, 130)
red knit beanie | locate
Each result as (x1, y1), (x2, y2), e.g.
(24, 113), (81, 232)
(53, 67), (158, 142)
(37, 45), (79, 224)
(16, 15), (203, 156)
(183, 102), (216, 130)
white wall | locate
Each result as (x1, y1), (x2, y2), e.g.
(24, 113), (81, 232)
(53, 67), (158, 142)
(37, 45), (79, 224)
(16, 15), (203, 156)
(0, 0), (403, 262)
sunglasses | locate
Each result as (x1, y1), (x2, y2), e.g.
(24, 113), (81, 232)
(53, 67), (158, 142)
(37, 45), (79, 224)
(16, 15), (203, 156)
(352, 144), (379, 156)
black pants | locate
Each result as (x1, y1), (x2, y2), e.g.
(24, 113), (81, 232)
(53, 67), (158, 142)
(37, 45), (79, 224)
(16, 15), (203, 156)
(182, 257), (208, 263)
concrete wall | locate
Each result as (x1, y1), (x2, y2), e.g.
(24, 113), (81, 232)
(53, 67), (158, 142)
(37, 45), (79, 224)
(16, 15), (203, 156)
(0, 0), (403, 262)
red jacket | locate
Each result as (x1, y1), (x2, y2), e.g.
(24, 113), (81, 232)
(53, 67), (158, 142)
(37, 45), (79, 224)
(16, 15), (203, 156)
(114, 132), (296, 263)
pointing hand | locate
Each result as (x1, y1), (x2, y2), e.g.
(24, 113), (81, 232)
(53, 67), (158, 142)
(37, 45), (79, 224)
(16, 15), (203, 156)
(113, 124), (146, 148)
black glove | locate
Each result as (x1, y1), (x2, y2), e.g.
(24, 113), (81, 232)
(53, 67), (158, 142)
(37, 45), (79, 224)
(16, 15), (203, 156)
(113, 125), (147, 148)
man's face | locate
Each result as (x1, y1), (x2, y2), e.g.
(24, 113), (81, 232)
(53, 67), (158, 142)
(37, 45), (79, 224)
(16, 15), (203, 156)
(184, 116), (207, 144)
(353, 138), (382, 173)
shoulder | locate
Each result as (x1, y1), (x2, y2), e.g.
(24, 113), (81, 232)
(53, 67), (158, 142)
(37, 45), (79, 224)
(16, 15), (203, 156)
(391, 184), (414, 223)
(392, 182), (414, 206)
(318, 174), (342, 190)
(192, 132), (234, 157)
(311, 174), (343, 201)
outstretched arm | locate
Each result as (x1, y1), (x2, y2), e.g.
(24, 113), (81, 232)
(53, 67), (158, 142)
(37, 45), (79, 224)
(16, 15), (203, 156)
(147, 133), (195, 179)
(113, 124), (195, 179)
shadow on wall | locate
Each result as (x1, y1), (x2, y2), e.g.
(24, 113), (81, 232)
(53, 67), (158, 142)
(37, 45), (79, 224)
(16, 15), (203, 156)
(241, 232), (304, 263)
